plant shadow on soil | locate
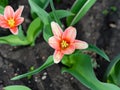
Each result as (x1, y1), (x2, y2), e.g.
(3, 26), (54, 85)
(0, 0), (120, 90)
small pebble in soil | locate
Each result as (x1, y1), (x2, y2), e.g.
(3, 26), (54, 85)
(50, 84), (53, 87)
(41, 75), (47, 80)
(109, 23), (117, 28)
(42, 56), (46, 60)
(70, 77), (74, 80)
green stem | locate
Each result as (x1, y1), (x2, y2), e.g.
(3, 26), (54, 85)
(50, 0), (62, 27)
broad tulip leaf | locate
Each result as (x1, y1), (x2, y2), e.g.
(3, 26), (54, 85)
(11, 55), (54, 80)
(30, 0), (50, 19)
(85, 44), (110, 61)
(49, 10), (74, 19)
(61, 53), (120, 90)
(67, 0), (96, 26)
(4, 85), (31, 90)
(0, 0), (8, 7)
(27, 17), (43, 45)
(29, 0), (49, 25)
(43, 24), (53, 42)
(32, 0), (49, 9)
(0, 6), (4, 14)
(0, 35), (30, 46)
(105, 54), (120, 86)
(18, 25), (26, 41)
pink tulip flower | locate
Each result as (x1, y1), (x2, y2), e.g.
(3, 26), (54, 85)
(48, 21), (88, 63)
(0, 6), (24, 35)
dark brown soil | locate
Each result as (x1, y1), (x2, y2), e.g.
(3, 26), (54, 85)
(0, 0), (120, 90)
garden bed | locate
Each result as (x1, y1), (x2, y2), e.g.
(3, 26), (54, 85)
(0, 0), (120, 90)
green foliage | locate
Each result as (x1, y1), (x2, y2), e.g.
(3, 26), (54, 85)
(0, 6), (4, 14)
(27, 17), (43, 45)
(30, 0), (50, 19)
(49, 10), (74, 20)
(85, 44), (110, 61)
(61, 53), (120, 90)
(0, 0), (8, 7)
(11, 55), (54, 80)
(29, 0), (50, 25)
(0, 35), (29, 46)
(43, 24), (53, 42)
(105, 54), (120, 87)
(110, 6), (117, 12)
(102, 9), (109, 15)
(67, 0), (96, 26)
(4, 85), (31, 90)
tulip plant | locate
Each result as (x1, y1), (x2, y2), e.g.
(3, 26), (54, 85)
(1, 0), (120, 90)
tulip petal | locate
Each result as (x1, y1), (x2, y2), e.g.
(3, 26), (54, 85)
(53, 50), (64, 63)
(48, 36), (60, 50)
(74, 40), (88, 49)
(62, 26), (76, 42)
(0, 14), (9, 28)
(61, 44), (75, 54)
(15, 17), (24, 26)
(14, 6), (24, 18)
(4, 6), (14, 19)
(10, 27), (18, 35)
(0, 14), (4, 20)
(51, 21), (63, 38)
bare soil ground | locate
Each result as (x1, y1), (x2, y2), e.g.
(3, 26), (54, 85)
(0, 0), (120, 90)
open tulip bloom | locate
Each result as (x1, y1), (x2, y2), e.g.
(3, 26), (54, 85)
(48, 22), (88, 63)
(0, 6), (24, 35)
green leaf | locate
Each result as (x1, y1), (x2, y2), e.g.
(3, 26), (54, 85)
(43, 24), (53, 42)
(30, 0), (50, 19)
(105, 54), (120, 86)
(85, 44), (110, 61)
(67, 0), (96, 26)
(0, 35), (30, 46)
(26, 17), (43, 45)
(49, 10), (74, 19)
(0, 6), (4, 14)
(4, 85), (31, 90)
(0, 0), (8, 7)
(11, 55), (54, 80)
(61, 53), (120, 90)
(18, 25), (26, 41)
(28, 0), (49, 25)
(32, 0), (50, 9)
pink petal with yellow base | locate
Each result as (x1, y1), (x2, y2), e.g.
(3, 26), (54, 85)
(74, 40), (88, 49)
(49, 21), (88, 63)
(0, 5), (24, 35)
(51, 22), (63, 38)
(62, 26), (76, 42)
(53, 50), (64, 63)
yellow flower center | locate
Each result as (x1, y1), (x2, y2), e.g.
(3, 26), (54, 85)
(61, 40), (69, 49)
(8, 18), (15, 28)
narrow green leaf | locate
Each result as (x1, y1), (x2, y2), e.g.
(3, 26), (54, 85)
(27, 17), (43, 45)
(0, 0), (8, 7)
(49, 0), (62, 26)
(49, 10), (74, 19)
(85, 44), (110, 61)
(0, 35), (30, 46)
(105, 54), (120, 86)
(4, 85), (31, 90)
(30, 0), (50, 19)
(18, 25), (26, 41)
(61, 53), (120, 90)
(11, 55), (54, 80)
(32, 0), (49, 9)
(28, 0), (49, 25)
(67, 0), (96, 26)
(0, 6), (4, 14)
(43, 24), (53, 42)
